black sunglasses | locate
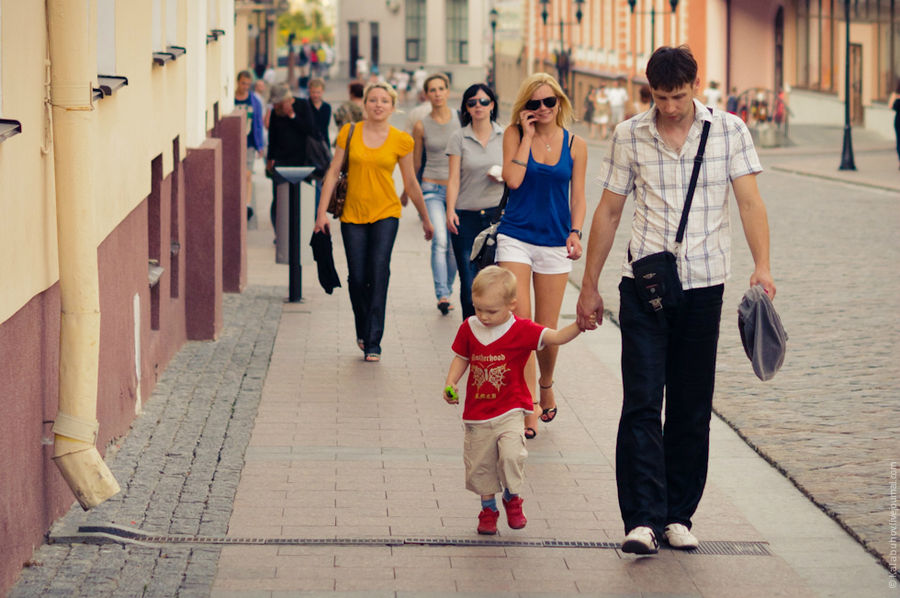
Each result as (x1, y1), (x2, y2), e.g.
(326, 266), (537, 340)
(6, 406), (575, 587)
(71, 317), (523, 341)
(466, 97), (493, 108)
(524, 96), (558, 111)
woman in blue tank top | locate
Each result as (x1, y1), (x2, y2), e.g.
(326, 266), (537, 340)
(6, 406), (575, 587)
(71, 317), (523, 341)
(498, 73), (587, 439)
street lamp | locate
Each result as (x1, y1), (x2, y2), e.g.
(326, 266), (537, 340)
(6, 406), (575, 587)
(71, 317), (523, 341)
(489, 8), (499, 90)
(539, 0), (584, 95)
(838, 0), (856, 170)
(627, 0), (679, 55)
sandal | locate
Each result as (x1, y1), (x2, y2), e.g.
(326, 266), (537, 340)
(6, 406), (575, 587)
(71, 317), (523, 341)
(524, 427), (537, 440)
(539, 381), (558, 423)
(437, 299), (451, 316)
(364, 353), (381, 362)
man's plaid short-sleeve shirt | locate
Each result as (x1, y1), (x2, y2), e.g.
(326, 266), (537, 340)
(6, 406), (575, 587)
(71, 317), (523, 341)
(598, 98), (762, 289)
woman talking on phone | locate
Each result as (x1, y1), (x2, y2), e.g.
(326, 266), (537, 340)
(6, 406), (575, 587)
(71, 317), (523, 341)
(499, 73), (587, 439)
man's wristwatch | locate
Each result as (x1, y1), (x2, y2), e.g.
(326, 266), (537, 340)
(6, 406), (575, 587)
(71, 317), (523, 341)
(569, 228), (582, 240)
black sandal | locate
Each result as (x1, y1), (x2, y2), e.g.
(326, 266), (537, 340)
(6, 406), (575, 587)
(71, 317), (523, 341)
(524, 427), (537, 440)
(539, 381), (558, 423)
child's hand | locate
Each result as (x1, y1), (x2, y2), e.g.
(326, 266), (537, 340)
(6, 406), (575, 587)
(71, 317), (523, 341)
(443, 385), (459, 404)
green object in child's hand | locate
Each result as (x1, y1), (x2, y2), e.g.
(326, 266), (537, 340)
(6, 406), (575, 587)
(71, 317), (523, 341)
(444, 385), (459, 403)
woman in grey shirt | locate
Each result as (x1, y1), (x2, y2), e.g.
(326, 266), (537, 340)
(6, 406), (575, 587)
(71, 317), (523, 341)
(413, 73), (460, 315)
(446, 83), (505, 319)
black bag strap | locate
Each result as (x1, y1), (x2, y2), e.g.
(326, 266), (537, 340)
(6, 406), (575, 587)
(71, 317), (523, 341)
(674, 110), (713, 245)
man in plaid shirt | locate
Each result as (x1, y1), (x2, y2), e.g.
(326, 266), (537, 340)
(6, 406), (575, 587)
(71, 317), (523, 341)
(576, 46), (776, 555)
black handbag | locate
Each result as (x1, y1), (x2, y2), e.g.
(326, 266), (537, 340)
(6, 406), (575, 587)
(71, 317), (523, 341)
(326, 123), (355, 218)
(469, 185), (509, 271)
(630, 113), (711, 322)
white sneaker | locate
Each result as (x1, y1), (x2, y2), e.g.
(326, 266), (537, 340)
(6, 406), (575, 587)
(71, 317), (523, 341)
(621, 526), (659, 555)
(664, 523), (699, 549)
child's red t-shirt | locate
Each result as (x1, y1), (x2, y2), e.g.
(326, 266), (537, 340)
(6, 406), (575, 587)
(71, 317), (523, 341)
(451, 315), (546, 423)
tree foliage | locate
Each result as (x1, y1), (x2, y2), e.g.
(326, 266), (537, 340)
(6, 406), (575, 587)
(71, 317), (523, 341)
(277, 8), (332, 45)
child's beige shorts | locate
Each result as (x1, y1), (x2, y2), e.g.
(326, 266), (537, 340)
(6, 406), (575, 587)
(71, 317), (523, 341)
(463, 410), (528, 496)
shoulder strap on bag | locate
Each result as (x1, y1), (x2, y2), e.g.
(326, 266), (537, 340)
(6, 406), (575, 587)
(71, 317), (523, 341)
(674, 108), (713, 245)
(340, 124), (355, 174)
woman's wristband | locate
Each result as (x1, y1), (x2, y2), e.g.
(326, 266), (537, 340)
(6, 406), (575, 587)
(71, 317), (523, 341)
(511, 159), (527, 167)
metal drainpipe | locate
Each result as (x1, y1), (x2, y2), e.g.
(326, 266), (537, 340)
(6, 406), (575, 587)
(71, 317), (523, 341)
(47, 0), (120, 509)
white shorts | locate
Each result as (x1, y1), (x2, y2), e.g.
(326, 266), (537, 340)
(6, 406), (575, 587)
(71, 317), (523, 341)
(496, 233), (572, 275)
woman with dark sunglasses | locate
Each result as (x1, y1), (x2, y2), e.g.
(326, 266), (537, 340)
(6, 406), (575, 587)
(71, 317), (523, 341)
(445, 84), (505, 319)
(412, 73), (461, 315)
(499, 73), (587, 439)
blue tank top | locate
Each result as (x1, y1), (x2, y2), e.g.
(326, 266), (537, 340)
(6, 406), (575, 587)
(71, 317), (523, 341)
(498, 129), (573, 247)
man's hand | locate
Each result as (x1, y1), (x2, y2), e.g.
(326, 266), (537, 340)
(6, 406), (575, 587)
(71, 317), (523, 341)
(750, 268), (776, 299)
(577, 286), (604, 330)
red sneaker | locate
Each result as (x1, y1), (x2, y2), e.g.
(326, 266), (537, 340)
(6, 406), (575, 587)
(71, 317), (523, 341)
(477, 508), (499, 535)
(502, 496), (527, 529)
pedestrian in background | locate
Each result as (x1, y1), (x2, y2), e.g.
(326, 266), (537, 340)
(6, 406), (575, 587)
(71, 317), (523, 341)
(583, 87), (596, 137)
(443, 266), (586, 535)
(234, 70), (265, 219)
(266, 83), (318, 231)
(413, 73), (461, 315)
(314, 82), (435, 362)
(889, 79), (900, 170)
(334, 82), (365, 131)
(607, 77), (629, 127)
(500, 72), (587, 439)
(446, 83), (505, 319)
(593, 86), (611, 139)
(703, 80), (723, 108)
(577, 45), (776, 555)
(634, 84), (652, 115)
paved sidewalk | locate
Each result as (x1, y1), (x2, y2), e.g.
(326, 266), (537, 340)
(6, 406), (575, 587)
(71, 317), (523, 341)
(209, 207), (892, 596)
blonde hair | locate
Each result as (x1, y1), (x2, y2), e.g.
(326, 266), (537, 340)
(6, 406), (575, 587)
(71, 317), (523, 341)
(471, 266), (517, 303)
(363, 81), (398, 105)
(423, 72), (450, 93)
(509, 73), (574, 128)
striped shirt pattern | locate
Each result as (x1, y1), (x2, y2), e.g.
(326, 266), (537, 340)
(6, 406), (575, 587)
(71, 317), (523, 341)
(598, 98), (762, 289)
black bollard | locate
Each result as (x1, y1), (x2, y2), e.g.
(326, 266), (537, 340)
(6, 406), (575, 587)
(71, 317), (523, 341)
(274, 166), (316, 303)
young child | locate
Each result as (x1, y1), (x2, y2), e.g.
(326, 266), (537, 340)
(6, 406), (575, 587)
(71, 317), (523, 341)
(442, 266), (589, 535)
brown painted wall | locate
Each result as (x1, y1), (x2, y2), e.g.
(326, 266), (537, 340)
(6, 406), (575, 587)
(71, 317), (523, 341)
(214, 112), (248, 294)
(184, 138), (224, 340)
(0, 284), (70, 593)
(0, 125), (237, 595)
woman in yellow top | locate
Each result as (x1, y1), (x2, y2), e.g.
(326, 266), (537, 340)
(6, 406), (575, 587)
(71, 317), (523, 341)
(315, 82), (434, 362)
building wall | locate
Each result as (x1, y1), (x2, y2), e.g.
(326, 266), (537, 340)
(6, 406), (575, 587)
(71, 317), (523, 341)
(337, 0), (489, 89)
(0, 0), (242, 594)
(729, 0), (780, 93)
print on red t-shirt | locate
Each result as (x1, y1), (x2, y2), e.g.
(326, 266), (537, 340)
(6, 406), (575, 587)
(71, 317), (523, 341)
(451, 316), (546, 423)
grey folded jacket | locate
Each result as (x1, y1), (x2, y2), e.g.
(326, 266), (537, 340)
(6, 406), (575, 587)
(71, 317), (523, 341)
(738, 285), (788, 381)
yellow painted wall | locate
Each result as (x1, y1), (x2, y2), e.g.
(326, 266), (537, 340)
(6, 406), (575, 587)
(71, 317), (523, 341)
(0, 0), (235, 323)
(0, 0), (58, 322)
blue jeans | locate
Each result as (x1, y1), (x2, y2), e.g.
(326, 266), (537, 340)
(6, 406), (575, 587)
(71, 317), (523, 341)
(616, 278), (724, 538)
(341, 218), (399, 355)
(450, 207), (503, 319)
(423, 182), (456, 300)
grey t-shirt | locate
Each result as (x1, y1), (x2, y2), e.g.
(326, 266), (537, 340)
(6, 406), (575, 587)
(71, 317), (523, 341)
(421, 111), (459, 181)
(445, 122), (505, 211)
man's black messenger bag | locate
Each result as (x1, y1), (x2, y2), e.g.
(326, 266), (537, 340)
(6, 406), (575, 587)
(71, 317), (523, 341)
(629, 111), (712, 323)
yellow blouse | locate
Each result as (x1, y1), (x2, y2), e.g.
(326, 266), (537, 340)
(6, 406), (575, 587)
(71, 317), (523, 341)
(335, 122), (414, 224)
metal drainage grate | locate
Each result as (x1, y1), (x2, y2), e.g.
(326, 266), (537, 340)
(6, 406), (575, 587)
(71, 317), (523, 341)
(50, 524), (770, 556)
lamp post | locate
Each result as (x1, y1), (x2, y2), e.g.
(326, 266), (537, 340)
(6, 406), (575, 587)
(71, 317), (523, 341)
(838, 0), (856, 170)
(627, 0), (679, 55)
(489, 8), (499, 90)
(539, 0), (584, 95)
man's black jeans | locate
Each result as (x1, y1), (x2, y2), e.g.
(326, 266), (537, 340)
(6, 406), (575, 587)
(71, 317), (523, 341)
(341, 217), (399, 355)
(449, 207), (503, 319)
(616, 277), (724, 538)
